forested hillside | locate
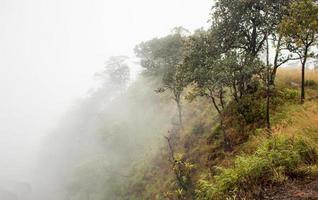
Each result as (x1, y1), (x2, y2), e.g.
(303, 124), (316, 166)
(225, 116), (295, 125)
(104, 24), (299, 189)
(112, 0), (318, 199)
(30, 0), (318, 200)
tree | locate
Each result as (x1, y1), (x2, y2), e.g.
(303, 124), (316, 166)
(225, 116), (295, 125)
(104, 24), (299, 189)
(212, 0), (304, 131)
(211, 0), (297, 88)
(96, 56), (130, 88)
(181, 30), (222, 112)
(211, 0), (274, 98)
(93, 56), (131, 105)
(181, 30), (235, 150)
(179, 0), (294, 147)
(279, 0), (318, 103)
(160, 64), (187, 127)
(135, 29), (188, 127)
(263, 0), (292, 129)
(134, 31), (185, 77)
(265, 0), (294, 85)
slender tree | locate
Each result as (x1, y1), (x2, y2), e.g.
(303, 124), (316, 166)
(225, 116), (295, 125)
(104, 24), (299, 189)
(279, 0), (318, 103)
(135, 28), (189, 126)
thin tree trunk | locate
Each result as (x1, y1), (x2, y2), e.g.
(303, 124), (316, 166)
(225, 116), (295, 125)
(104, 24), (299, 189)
(270, 35), (282, 86)
(301, 47), (308, 104)
(209, 94), (231, 151)
(266, 91), (270, 129)
(219, 88), (225, 109)
(266, 36), (271, 130)
(210, 95), (221, 115)
(270, 67), (278, 86)
(174, 91), (183, 128)
(232, 79), (239, 102)
(301, 61), (306, 103)
(221, 118), (232, 152)
(177, 100), (183, 127)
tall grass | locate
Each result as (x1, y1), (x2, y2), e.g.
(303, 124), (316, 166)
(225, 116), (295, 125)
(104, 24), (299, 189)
(276, 68), (318, 87)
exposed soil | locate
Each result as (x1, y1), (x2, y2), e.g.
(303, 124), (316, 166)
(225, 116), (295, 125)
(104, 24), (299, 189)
(264, 177), (318, 200)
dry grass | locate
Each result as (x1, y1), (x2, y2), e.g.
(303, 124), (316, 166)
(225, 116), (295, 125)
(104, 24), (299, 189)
(276, 68), (318, 100)
(276, 68), (318, 86)
(245, 100), (318, 157)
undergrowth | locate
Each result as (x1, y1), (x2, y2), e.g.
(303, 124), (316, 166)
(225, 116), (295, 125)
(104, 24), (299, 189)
(120, 69), (318, 200)
(197, 135), (317, 199)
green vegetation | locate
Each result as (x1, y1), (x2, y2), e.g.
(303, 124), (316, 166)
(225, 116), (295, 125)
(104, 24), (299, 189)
(64, 0), (318, 199)
(197, 135), (317, 199)
(279, 0), (318, 103)
(117, 76), (318, 200)
(112, 0), (318, 199)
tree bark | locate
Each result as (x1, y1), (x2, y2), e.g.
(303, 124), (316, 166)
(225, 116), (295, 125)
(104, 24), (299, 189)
(209, 94), (232, 151)
(221, 118), (232, 152)
(301, 47), (308, 104)
(219, 88), (225, 109)
(266, 36), (271, 130)
(270, 35), (282, 86)
(177, 100), (183, 127)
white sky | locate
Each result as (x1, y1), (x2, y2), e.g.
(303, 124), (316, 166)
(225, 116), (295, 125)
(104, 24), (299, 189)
(0, 0), (212, 181)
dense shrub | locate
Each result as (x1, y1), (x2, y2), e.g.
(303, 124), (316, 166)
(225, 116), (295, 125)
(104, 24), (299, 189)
(196, 135), (317, 199)
(236, 94), (266, 124)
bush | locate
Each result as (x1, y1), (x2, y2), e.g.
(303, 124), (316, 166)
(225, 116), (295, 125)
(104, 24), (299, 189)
(305, 79), (317, 87)
(236, 94), (266, 124)
(270, 88), (299, 108)
(279, 88), (299, 101)
(196, 135), (317, 199)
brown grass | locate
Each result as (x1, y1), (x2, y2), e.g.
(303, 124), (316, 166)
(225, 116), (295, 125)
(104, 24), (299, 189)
(276, 68), (318, 100)
(276, 68), (318, 86)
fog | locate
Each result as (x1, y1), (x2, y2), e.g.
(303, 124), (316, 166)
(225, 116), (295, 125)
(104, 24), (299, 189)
(0, 0), (210, 199)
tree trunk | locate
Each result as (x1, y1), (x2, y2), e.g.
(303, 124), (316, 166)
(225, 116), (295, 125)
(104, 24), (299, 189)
(301, 61), (305, 103)
(270, 67), (278, 86)
(177, 100), (183, 127)
(301, 47), (308, 104)
(266, 93), (270, 129)
(209, 94), (232, 151)
(266, 36), (271, 130)
(219, 88), (225, 109)
(232, 79), (239, 102)
(220, 118), (232, 152)
(270, 35), (282, 86)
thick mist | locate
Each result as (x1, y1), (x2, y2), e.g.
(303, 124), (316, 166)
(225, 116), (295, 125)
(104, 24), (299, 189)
(0, 0), (211, 199)
(29, 63), (175, 200)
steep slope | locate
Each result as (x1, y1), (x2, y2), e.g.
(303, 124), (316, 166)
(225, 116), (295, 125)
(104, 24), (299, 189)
(120, 69), (318, 200)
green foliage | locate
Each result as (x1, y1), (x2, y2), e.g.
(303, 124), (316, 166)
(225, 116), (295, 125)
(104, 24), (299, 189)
(135, 30), (186, 77)
(279, 0), (318, 102)
(197, 135), (317, 199)
(269, 88), (300, 109)
(222, 87), (298, 126)
(212, 0), (280, 55)
(236, 91), (266, 124)
(87, 1), (318, 199)
(279, 88), (300, 100)
(279, 0), (318, 49)
(172, 153), (196, 199)
(181, 32), (238, 114)
(135, 29), (189, 125)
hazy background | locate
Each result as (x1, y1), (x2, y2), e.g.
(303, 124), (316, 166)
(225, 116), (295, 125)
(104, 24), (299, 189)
(0, 0), (211, 186)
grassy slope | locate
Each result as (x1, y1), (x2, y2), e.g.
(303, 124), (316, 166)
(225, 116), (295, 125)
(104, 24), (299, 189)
(122, 69), (318, 200)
